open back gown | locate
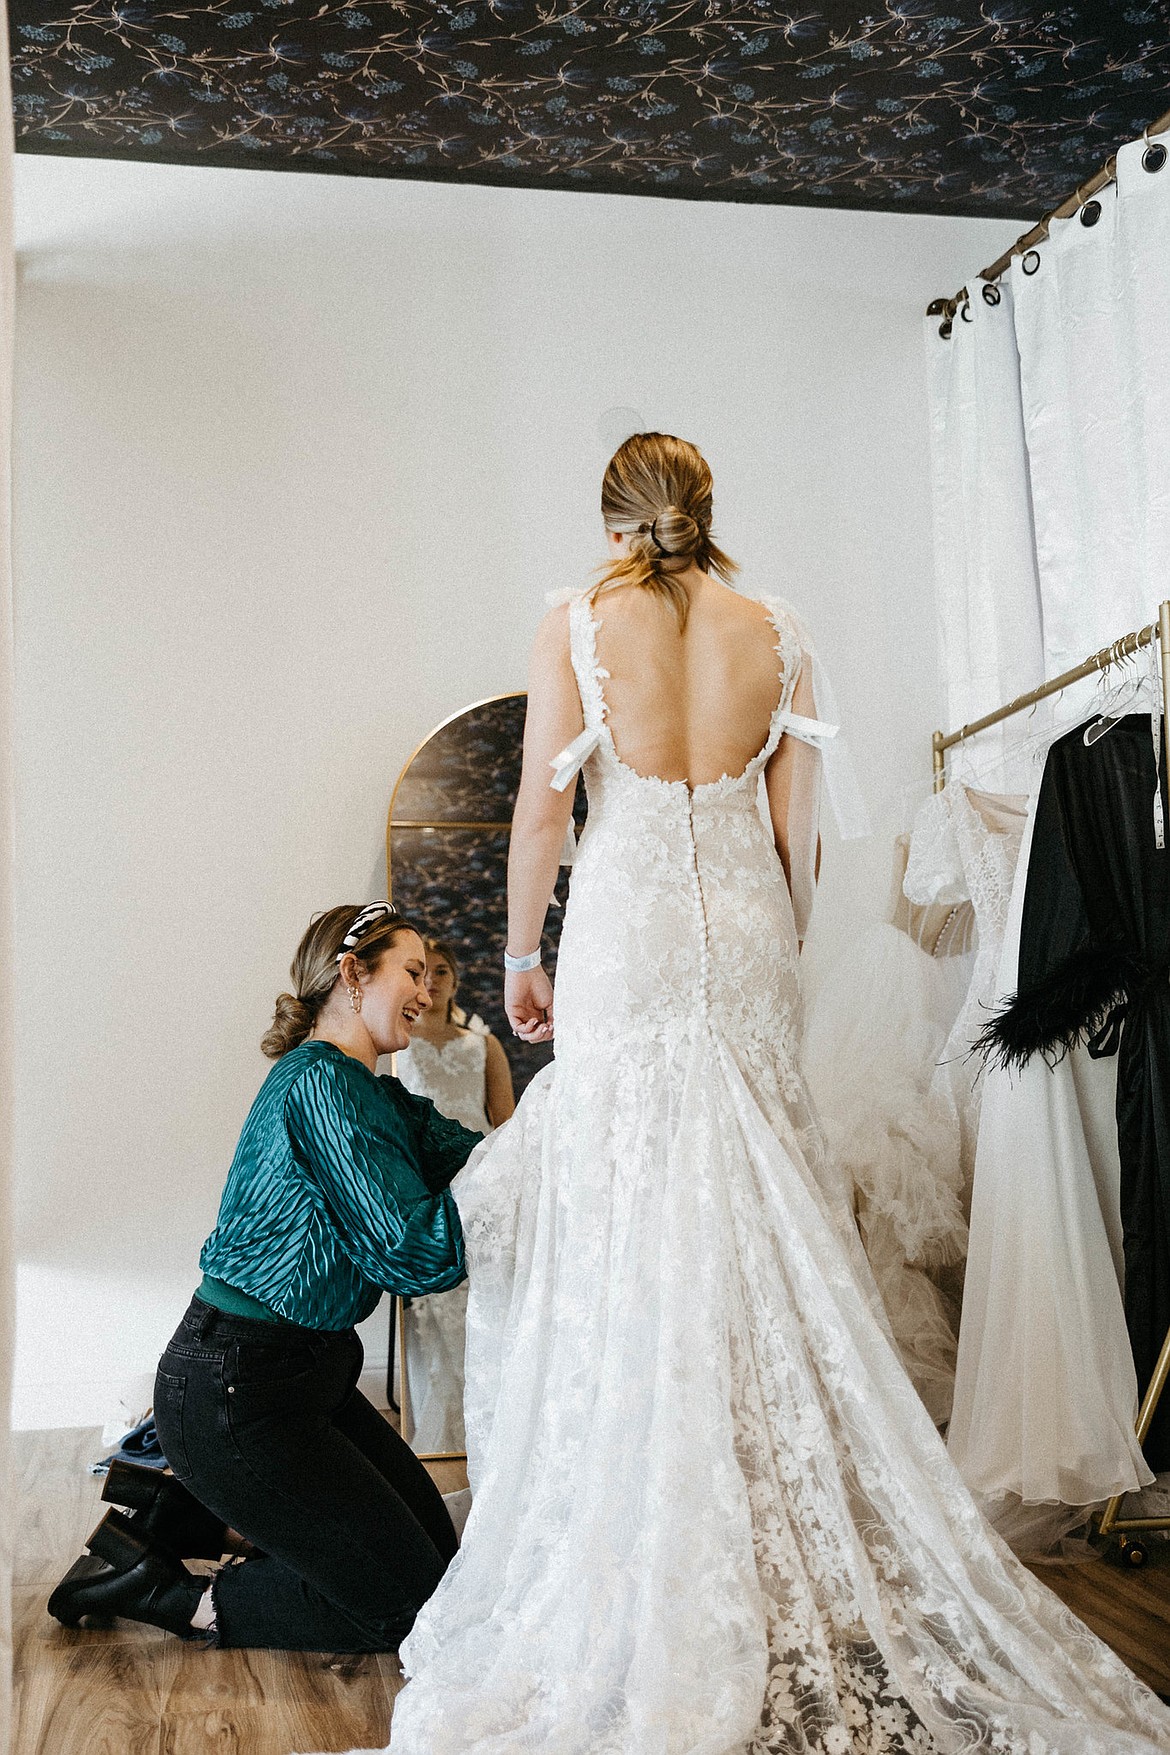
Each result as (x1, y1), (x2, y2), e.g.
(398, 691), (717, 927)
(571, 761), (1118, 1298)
(353, 593), (1170, 1755)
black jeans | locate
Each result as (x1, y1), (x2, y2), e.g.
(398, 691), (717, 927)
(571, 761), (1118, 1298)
(153, 1295), (457, 1651)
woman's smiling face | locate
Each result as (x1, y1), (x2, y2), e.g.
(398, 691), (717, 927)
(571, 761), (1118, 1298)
(359, 930), (431, 1054)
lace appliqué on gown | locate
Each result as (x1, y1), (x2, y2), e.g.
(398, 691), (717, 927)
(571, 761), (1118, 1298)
(397, 1032), (491, 1136)
(336, 593), (1170, 1755)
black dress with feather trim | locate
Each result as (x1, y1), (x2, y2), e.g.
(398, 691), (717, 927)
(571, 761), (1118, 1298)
(979, 714), (1170, 1471)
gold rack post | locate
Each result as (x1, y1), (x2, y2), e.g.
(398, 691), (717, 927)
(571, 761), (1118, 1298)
(935, 600), (1170, 1561)
(927, 104), (1170, 330)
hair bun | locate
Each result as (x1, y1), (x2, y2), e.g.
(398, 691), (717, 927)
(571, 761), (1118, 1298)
(598, 432), (738, 629)
(262, 992), (315, 1060)
(650, 505), (703, 558)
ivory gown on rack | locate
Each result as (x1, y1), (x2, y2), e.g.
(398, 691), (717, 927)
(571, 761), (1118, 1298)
(335, 592), (1170, 1755)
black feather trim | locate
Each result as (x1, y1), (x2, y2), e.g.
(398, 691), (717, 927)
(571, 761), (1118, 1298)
(974, 944), (1141, 1073)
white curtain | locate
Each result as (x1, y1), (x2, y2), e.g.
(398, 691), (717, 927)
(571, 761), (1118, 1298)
(924, 128), (1170, 1539)
(0, 7), (14, 1749)
(925, 129), (1170, 717)
(1013, 137), (1170, 676)
(924, 276), (1044, 749)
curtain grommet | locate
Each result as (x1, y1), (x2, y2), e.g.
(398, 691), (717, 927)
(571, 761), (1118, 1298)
(981, 283), (1001, 306)
(1021, 249), (1041, 276)
(938, 318), (953, 339)
(959, 300), (972, 323)
(1143, 142), (1167, 174)
(1080, 199), (1102, 227)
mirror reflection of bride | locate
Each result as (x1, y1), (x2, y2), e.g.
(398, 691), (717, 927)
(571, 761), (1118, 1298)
(348, 434), (1170, 1755)
(397, 940), (516, 1139)
(396, 939), (514, 1454)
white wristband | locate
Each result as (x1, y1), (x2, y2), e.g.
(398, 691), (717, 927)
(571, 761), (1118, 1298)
(504, 948), (542, 973)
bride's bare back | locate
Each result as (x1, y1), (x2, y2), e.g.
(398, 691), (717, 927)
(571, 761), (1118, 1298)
(592, 576), (787, 788)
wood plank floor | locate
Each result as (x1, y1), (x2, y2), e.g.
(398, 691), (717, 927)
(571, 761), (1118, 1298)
(12, 1427), (1170, 1753)
(13, 1426), (467, 1755)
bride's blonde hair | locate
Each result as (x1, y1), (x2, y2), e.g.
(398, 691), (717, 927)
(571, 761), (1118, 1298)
(595, 432), (738, 631)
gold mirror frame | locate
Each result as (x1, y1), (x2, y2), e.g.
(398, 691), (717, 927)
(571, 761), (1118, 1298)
(386, 691), (526, 895)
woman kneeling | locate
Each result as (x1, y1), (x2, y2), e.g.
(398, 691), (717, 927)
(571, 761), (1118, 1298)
(48, 904), (480, 1651)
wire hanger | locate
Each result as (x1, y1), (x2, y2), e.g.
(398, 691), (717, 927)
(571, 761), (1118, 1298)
(1082, 636), (1155, 745)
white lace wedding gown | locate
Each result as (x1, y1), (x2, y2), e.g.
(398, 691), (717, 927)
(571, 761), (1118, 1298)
(345, 594), (1170, 1755)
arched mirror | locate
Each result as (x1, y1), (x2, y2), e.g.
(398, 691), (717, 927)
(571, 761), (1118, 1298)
(385, 693), (586, 1459)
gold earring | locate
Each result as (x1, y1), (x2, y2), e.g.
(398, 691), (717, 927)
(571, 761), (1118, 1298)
(348, 985), (362, 1015)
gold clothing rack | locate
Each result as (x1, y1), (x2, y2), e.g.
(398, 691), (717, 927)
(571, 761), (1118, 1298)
(933, 600), (1170, 1562)
(932, 602), (1170, 791)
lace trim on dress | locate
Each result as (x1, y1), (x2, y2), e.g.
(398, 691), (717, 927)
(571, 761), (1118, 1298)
(904, 791), (968, 908)
(405, 1033), (488, 1066)
(568, 591), (611, 738)
(754, 596), (806, 772)
(566, 590), (804, 792)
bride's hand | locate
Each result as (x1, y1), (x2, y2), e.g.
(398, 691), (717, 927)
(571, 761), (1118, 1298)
(505, 967), (554, 1043)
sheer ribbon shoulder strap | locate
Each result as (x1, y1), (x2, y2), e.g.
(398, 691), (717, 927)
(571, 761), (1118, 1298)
(758, 595), (870, 942)
(759, 595), (870, 843)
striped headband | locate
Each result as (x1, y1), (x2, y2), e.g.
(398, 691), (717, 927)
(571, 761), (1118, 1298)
(336, 902), (399, 964)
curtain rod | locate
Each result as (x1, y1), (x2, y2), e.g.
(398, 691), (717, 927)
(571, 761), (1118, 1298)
(926, 103), (1170, 330)
(931, 601), (1170, 791)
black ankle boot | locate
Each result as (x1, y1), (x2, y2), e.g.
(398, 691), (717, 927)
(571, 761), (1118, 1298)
(47, 1510), (210, 1636)
(102, 1458), (228, 1560)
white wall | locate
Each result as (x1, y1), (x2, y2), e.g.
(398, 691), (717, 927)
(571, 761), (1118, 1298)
(12, 154), (1017, 1428)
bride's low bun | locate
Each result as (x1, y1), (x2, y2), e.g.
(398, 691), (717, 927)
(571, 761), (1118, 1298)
(638, 505), (703, 560)
(262, 992), (317, 1059)
(597, 432), (738, 631)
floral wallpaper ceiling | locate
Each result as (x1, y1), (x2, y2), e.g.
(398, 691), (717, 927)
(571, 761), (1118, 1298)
(10, 2), (1170, 219)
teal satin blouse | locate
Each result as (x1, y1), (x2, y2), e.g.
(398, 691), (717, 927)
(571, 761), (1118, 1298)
(199, 1039), (477, 1330)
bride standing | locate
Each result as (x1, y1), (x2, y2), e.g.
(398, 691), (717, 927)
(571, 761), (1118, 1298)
(364, 435), (1170, 1753)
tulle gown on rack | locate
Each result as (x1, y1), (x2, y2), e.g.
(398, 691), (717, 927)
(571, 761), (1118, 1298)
(353, 594), (1170, 1755)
